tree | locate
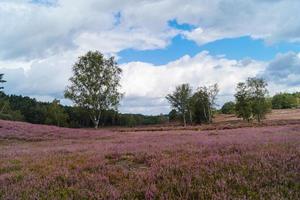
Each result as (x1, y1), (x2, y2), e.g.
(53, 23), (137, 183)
(0, 93), (24, 121)
(235, 82), (252, 121)
(247, 78), (270, 122)
(235, 78), (270, 122)
(65, 51), (123, 128)
(191, 84), (219, 124)
(191, 89), (210, 124)
(166, 84), (192, 126)
(272, 93), (298, 109)
(45, 99), (69, 127)
(207, 84), (219, 123)
(0, 74), (6, 114)
(0, 74), (5, 90)
(221, 101), (236, 114)
(168, 109), (179, 122)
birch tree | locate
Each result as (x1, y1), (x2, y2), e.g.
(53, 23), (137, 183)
(65, 51), (123, 128)
(166, 84), (192, 126)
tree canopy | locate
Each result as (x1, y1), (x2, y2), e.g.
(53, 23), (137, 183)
(166, 84), (192, 126)
(221, 101), (235, 114)
(272, 93), (298, 109)
(235, 78), (270, 122)
(65, 51), (123, 128)
(191, 84), (219, 124)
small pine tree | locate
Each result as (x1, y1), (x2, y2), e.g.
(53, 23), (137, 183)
(0, 74), (6, 90)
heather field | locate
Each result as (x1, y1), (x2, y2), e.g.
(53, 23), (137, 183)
(1, 114), (300, 199)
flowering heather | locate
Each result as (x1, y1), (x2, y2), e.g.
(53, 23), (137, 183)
(0, 119), (300, 199)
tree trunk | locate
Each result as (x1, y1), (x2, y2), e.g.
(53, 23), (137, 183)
(208, 107), (212, 124)
(91, 111), (101, 129)
(183, 112), (186, 127)
(189, 110), (193, 124)
(257, 114), (261, 123)
(203, 103), (208, 123)
(94, 120), (99, 129)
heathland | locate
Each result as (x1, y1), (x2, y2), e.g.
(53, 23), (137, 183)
(0, 109), (299, 199)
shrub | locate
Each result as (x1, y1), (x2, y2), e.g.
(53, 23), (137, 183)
(221, 101), (236, 114)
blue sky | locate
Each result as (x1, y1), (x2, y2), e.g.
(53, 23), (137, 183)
(118, 19), (300, 65)
(119, 35), (300, 65)
(1, 0), (300, 114)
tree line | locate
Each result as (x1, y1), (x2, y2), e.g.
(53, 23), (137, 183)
(0, 92), (168, 128)
(168, 77), (300, 126)
(0, 52), (168, 128)
(222, 92), (300, 114)
(1, 51), (299, 128)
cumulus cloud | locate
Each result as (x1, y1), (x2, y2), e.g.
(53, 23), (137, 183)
(1, 50), (75, 100)
(1, 51), (264, 113)
(1, 0), (300, 60)
(120, 52), (264, 114)
(262, 52), (300, 94)
(1, 0), (300, 114)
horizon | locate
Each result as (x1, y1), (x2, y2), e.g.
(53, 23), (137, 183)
(0, 0), (300, 115)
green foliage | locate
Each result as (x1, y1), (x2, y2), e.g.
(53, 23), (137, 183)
(235, 82), (252, 121)
(166, 84), (192, 126)
(190, 88), (210, 124)
(221, 101), (236, 114)
(166, 83), (219, 125)
(0, 92), (167, 127)
(118, 114), (168, 127)
(272, 93), (298, 109)
(65, 51), (123, 128)
(0, 73), (5, 90)
(7, 94), (47, 124)
(247, 78), (271, 122)
(45, 100), (69, 127)
(168, 109), (179, 122)
(235, 78), (270, 122)
(0, 97), (24, 121)
(190, 84), (219, 124)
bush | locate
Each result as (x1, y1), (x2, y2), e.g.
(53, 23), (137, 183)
(0, 113), (13, 120)
(272, 93), (298, 109)
(221, 101), (235, 114)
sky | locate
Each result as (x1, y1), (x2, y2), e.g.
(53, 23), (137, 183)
(0, 0), (300, 115)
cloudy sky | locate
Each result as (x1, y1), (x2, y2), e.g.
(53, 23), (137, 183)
(1, 0), (300, 114)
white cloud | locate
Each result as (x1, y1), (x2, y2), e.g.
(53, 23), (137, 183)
(1, 50), (75, 99)
(2, 50), (300, 115)
(1, 0), (300, 60)
(120, 51), (265, 114)
(1, 51), (265, 114)
(1, 0), (300, 114)
(263, 52), (300, 95)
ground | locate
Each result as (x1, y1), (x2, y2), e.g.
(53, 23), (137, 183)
(0, 110), (300, 199)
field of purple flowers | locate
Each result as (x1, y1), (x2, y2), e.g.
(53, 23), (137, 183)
(0, 119), (300, 199)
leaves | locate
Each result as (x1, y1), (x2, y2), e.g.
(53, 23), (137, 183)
(166, 84), (192, 126)
(166, 84), (219, 125)
(235, 77), (270, 122)
(64, 51), (123, 128)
